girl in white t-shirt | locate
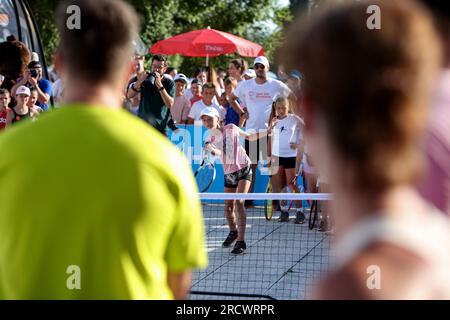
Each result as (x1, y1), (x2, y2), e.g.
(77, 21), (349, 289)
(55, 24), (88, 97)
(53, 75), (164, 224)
(268, 97), (306, 223)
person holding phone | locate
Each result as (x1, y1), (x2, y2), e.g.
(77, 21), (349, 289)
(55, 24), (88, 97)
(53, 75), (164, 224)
(11, 61), (53, 111)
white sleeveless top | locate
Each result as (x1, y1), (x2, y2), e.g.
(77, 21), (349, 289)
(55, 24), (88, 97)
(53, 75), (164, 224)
(335, 208), (450, 299)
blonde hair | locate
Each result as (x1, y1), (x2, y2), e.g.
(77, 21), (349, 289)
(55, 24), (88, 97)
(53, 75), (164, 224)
(269, 96), (291, 124)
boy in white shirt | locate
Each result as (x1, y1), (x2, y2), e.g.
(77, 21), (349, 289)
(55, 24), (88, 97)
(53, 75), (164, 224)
(188, 82), (225, 125)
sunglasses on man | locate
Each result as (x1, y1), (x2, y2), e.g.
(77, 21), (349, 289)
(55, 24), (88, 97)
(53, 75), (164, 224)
(254, 63), (265, 70)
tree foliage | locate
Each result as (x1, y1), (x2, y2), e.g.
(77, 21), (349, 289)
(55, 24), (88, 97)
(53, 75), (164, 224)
(27, 0), (294, 74)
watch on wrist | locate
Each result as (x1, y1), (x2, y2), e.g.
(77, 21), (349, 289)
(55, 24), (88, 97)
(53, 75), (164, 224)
(158, 86), (165, 91)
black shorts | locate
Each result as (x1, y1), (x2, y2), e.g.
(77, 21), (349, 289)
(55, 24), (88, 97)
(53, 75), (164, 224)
(245, 136), (268, 164)
(272, 156), (296, 169)
(224, 166), (253, 189)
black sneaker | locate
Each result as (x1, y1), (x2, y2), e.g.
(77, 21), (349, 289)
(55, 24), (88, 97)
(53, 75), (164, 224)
(294, 210), (306, 224)
(231, 241), (247, 255)
(222, 231), (238, 247)
(278, 211), (290, 222)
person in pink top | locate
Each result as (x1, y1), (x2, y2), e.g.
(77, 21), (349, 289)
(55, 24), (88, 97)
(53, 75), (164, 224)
(418, 0), (450, 216)
(200, 107), (271, 255)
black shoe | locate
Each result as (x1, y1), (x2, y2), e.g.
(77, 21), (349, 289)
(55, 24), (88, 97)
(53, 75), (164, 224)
(222, 231), (238, 247)
(294, 210), (306, 224)
(231, 241), (247, 255)
(278, 211), (290, 222)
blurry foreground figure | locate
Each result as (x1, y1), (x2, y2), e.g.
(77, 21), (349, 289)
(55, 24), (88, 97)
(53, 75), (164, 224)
(417, 0), (450, 216)
(284, 0), (450, 299)
(0, 0), (207, 299)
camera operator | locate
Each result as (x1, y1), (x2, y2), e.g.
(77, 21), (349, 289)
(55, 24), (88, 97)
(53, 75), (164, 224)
(127, 54), (175, 136)
(11, 61), (53, 111)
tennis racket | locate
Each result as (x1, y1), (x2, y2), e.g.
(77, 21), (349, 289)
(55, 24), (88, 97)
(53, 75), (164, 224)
(308, 200), (319, 230)
(280, 185), (292, 211)
(264, 181), (273, 221)
(279, 165), (304, 212)
(307, 179), (321, 230)
(194, 145), (216, 193)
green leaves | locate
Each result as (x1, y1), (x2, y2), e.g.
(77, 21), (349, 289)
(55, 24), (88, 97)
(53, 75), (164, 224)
(28, 0), (302, 73)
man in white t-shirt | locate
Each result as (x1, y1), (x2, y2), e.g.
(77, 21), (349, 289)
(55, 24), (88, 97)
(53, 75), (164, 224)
(188, 82), (225, 125)
(229, 56), (294, 206)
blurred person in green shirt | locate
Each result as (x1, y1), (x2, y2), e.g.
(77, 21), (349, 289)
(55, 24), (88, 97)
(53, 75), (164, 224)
(0, 0), (207, 300)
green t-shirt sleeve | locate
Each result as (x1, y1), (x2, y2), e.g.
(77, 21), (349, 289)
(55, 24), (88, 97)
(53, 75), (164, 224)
(168, 80), (175, 98)
(164, 156), (208, 272)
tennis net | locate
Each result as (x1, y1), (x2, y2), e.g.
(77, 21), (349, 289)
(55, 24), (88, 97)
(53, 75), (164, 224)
(189, 193), (335, 300)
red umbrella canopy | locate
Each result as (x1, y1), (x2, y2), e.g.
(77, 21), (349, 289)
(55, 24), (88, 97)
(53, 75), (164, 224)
(150, 28), (264, 57)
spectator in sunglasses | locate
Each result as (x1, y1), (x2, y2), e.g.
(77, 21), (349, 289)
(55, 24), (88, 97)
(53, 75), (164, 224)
(229, 56), (296, 207)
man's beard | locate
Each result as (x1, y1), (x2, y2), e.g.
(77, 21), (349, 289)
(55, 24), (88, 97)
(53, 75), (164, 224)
(256, 73), (266, 79)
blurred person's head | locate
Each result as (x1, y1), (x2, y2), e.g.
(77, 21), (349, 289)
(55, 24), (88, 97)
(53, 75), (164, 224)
(55, 0), (139, 104)
(287, 70), (303, 93)
(283, 0), (441, 194)
(28, 61), (42, 81)
(202, 83), (216, 105)
(224, 77), (238, 96)
(274, 96), (291, 118)
(217, 68), (226, 80)
(218, 92), (228, 107)
(228, 59), (247, 79)
(15, 86), (30, 107)
(166, 67), (177, 79)
(191, 79), (202, 97)
(151, 55), (168, 77)
(133, 54), (145, 74)
(253, 56), (269, 80)
(0, 89), (11, 109)
(27, 87), (38, 107)
(174, 73), (188, 96)
(194, 68), (207, 84)
(200, 107), (221, 130)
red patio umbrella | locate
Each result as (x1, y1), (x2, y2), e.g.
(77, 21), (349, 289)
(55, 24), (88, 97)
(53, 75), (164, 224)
(149, 27), (264, 65)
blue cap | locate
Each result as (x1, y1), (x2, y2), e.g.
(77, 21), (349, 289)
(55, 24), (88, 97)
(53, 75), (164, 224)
(289, 70), (303, 80)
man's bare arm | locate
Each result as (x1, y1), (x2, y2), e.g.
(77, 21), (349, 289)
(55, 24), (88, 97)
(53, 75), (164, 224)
(168, 271), (192, 300)
(229, 93), (246, 115)
(159, 87), (174, 109)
